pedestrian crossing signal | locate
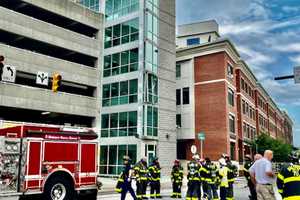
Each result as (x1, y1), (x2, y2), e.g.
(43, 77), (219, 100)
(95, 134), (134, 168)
(52, 73), (62, 92)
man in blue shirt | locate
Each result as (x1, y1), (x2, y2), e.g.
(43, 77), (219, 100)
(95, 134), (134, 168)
(249, 150), (276, 200)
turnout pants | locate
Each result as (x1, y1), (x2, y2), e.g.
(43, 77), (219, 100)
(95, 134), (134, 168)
(203, 182), (212, 199)
(137, 180), (148, 199)
(226, 182), (234, 200)
(150, 180), (161, 198)
(186, 180), (201, 200)
(220, 187), (228, 200)
(171, 181), (182, 198)
(211, 184), (219, 200)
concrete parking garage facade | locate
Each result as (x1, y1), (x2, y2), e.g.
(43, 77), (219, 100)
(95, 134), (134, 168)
(0, 0), (103, 127)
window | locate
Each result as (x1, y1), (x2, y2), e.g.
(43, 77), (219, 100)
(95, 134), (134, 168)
(187, 38), (200, 46)
(99, 144), (137, 175)
(176, 114), (181, 127)
(228, 88), (234, 106)
(229, 114), (235, 133)
(241, 79), (245, 90)
(101, 111), (137, 137)
(227, 64), (234, 78)
(242, 100), (246, 114)
(182, 87), (190, 105)
(79, 0), (100, 12)
(105, 0), (139, 21)
(145, 41), (158, 74)
(176, 63), (181, 78)
(147, 74), (158, 104)
(102, 79), (138, 107)
(176, 89), (181, 105)
(230, 142), (236, 160)
(146, 8), (159, 44)
(105, 18), (139, 49)
(146, 106), (158, 137)
(103, 48), (139, 77)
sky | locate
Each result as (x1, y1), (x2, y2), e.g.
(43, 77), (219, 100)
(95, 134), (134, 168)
(176, 0), (300, 147)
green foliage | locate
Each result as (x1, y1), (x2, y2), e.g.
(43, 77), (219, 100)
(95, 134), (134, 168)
(252, 133), (293, 162)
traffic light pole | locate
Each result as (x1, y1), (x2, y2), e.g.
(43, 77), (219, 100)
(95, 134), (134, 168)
(274, 75), (294, 80)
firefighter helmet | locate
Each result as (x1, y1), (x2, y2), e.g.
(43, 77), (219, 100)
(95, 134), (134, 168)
(219, 158), (227, 166)
(222, 153), (229, 158)
(289, 151), (300, 164)
(245, 154), (252, 160)
(192, 154), (200, 160)
(123, 155), (130, 161)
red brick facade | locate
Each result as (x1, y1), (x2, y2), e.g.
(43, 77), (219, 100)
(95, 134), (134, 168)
(177, 44), (293, 161)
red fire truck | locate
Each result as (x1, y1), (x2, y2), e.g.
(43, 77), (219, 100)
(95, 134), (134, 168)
(0, 124), (101, 200)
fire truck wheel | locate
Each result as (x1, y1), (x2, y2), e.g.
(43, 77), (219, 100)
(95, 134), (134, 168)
(43, 175), (76, 200)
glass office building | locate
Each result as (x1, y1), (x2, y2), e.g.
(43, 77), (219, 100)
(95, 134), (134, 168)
(80, 0), (176, 176)
(78, 0), (100, 12)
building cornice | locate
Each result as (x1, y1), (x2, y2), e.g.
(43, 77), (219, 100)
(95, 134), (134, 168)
(176, 39), (240, 64)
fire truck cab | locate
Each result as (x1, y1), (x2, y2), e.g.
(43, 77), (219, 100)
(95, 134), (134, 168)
(0, 125), (100, 200)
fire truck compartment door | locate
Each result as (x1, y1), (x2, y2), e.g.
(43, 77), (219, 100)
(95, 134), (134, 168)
(0, 137), (23, 194)
(25, 141), (42, 190)
(80, 143), (97, 184)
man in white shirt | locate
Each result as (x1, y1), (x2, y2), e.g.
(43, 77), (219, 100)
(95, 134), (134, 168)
(249, 150), (276, 200)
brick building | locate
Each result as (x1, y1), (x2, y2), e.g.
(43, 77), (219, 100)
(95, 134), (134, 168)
(176, 21), (293, 162)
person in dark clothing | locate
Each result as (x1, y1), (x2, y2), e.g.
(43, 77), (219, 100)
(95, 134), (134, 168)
(115, 156), (137, 200)
(244, 155), (256, 200)
(277, 151), (300, 200)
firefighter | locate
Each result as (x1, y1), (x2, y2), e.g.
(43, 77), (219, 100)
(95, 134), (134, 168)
(171, 159), (183, 198)
(277, 151), (300, 200)
(186, 154), (201, 200)
(205, 158), (219, 200)
(148, 157), (162, 199)
(115, 156), (137, 200)
(200, 158), (213, 199)
(134, 158), (149, 200)
(244, 155), (256, 200)
(210, 161), (220, 200)
(223, 154), (237, 200)
(218, 158), (229, 200)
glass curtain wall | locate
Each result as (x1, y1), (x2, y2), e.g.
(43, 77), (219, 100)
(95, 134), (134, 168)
(79, 0), (100, 11)
(100, 145), (137, 175)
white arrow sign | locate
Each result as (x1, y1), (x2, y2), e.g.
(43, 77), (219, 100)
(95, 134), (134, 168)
(2, 65), (16, 83)
(36, 71), (49, 86)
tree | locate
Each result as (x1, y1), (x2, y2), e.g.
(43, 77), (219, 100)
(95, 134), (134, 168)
(252, 133), (293, 162)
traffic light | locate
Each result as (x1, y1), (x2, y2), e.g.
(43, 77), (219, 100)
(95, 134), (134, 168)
(0, 55), (4, 81)
(52, 73), (62, 92)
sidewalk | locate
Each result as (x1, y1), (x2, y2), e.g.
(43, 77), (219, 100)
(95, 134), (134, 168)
(99, 177), (175, 194)
(99, 176), (247, 194)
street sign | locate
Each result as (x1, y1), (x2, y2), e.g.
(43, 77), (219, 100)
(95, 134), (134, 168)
(191, 145), (197, 154)
(1, 65), (16, 83)
(198, 132), (205, 141)
(36, 71), (49, 86)
(294, 66), (300, 83)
